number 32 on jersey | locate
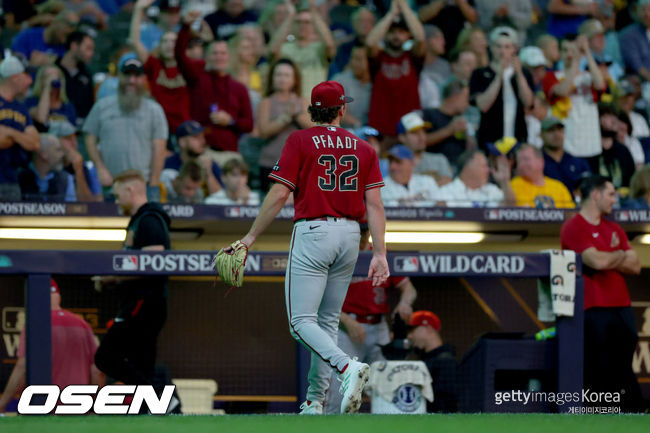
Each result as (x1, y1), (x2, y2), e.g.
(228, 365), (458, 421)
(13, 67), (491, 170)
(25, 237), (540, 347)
(317, 154), (359, 192)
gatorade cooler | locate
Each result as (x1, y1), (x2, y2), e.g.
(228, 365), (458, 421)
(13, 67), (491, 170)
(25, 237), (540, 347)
(367, 361), (433, 414)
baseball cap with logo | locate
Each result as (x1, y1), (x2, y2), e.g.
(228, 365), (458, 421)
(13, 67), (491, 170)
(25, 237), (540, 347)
(617, 80), (635, 96)
(50, 279), (60, 294)
(159, 0), (181, 11)
(579, 19), (604, 39)
(49, 120), (77, 137)
(519, 46), (547, 68)
(117, 52), (144, 75)
(0, 56), (27, 79)
(355, 126), (383, 142)
(119, 56), (144, 75)
(409, 310), (441, 331)
(489, 26), (518, 47)
(388, 144), (414, 161)
(397, 112), (432, 134)
(176, 120), (205, 138)
(311, 81), (353, 108)
(541, 116), (564, 132)
(389, 16), (409, 32)
(486, 136), (520, 156)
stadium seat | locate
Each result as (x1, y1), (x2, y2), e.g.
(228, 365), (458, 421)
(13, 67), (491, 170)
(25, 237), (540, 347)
(171, 378), (225, 415)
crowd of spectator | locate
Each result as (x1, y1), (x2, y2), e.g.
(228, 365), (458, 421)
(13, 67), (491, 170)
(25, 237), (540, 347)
(2, 0), (650, 210)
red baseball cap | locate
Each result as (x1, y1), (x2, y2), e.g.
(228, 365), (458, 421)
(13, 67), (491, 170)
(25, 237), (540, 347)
(409, 310), (441, 331)
(311, 81), (353, 108)
(50, 279), (60, 294)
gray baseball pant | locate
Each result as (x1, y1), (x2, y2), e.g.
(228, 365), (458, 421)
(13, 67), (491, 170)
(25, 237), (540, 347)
(285, 218), (361, 404)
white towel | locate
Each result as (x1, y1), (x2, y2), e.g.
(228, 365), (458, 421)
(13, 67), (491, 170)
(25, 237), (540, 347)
(537, 249), (577, 321)
(368, 361), (434, 403)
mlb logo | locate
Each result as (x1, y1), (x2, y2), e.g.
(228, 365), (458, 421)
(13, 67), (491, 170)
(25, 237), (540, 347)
(486, 210), (498, 220)
(226, 207), (241, 217)
(618, 211), (629, 222)
(113, 255), (138, 271)
(394, 256), (419, 272)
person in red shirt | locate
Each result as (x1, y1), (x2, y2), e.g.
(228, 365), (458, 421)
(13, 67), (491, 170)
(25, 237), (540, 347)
(322, 222), (417, 414)
(0, 279), (104, 413)
(223, 81), (389, 414)
(175, 10), (253, 155)
(560, 175), (643, 411)
(129, 0), (190, 135)
(365, 0), (425, 140)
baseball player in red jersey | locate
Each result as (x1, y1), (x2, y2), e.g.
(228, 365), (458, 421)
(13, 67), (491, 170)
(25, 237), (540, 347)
(323, 224), (417, 414)
(224, 81), (389, 414)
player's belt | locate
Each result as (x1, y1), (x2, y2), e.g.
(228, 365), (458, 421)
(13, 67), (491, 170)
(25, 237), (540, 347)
(296, 216), (346, 223)
(348, 313), (383, 324)
(296, 216), (350, 222)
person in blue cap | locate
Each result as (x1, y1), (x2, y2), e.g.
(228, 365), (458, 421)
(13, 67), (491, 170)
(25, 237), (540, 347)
(161, 120), (223, 198)
(380, 144), (441, 207)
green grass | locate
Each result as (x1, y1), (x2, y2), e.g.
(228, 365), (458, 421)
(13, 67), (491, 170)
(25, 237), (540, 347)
(1, 414), (649, 433)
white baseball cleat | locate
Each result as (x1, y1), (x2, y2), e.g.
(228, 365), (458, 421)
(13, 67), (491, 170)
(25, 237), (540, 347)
(338, 357), (370, 414)
(299, 400), (323, 415)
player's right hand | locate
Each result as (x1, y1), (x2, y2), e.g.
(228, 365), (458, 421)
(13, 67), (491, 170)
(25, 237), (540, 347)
(368, 253), (389, 287)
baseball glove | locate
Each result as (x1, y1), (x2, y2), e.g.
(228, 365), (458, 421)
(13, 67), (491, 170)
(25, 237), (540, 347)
(213, 240), (249, 290)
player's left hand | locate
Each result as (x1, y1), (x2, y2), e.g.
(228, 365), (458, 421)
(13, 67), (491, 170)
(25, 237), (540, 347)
(368, 253), (389, 287)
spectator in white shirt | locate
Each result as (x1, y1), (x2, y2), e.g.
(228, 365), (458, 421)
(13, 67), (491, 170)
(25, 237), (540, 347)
(381, 145), (440, 207)
(438, 149), (515, 207)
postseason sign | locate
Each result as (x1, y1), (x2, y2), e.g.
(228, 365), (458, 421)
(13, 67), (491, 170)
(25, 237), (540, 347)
(0, 251), (552, 278)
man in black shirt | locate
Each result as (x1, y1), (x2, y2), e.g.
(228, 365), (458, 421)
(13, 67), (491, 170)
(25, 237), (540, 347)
(93, 170), (178, 412)
(56, 31), (95, 126)
(469, 26), (533, 150)
(423, 78), (471, 167)
(407, 310), (459, 413)
(416, 0), (478, 53)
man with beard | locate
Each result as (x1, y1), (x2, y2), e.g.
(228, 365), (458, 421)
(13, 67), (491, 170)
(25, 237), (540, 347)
(561, 175), (644, 411)
(56, 31), (96, 125)
(130, 0), (190, 135)
(366, 0), (425, 140)
(540, 116), (591, 195)
(587, 106), (637, 189)
(92, 170), (179, 414)
(176, 10), (253, 160)
(83, 58), (168, 190)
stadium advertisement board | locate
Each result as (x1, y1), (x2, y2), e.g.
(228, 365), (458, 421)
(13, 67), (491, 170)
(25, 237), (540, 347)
(1, 202), (648, 224)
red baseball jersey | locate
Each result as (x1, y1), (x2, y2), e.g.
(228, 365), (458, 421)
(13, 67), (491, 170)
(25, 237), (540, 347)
(560, 213), (631, 310)
(343, 276), (408, 315)
(269, 125), (384, 221)
(18, 309), (98, 388)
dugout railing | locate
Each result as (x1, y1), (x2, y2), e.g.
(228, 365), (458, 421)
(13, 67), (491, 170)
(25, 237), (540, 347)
(0, 250), (583, 413)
